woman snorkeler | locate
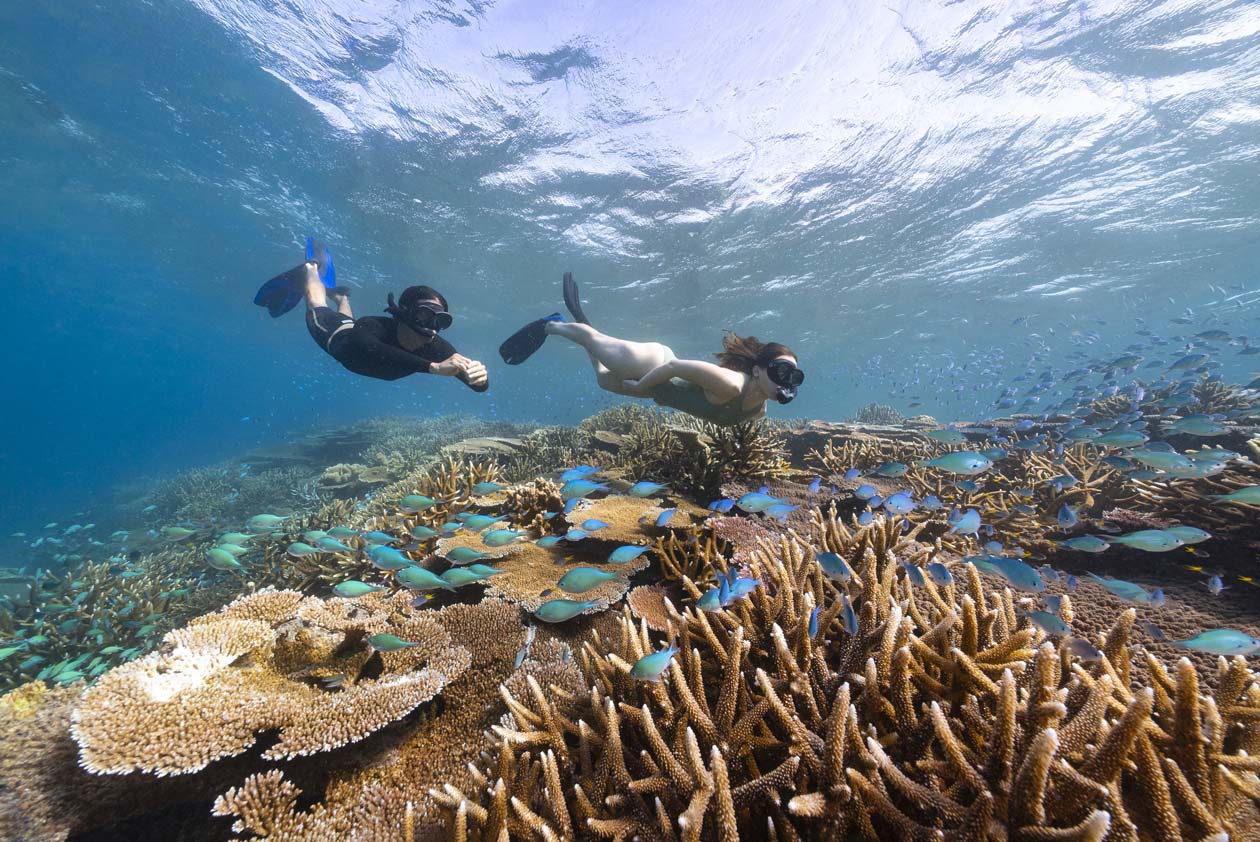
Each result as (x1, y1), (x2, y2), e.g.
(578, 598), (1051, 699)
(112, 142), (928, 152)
(499, 274), (803, 426)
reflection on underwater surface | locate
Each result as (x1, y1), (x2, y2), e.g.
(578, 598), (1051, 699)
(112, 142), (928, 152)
(2, 0), (1260, 838)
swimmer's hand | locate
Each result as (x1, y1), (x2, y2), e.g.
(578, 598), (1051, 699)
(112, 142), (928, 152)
(433, 354), (488, 390)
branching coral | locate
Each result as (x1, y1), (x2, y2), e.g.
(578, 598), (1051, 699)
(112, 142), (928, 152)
(848, 402), (906, 425)
(438, 515), (1260, 840)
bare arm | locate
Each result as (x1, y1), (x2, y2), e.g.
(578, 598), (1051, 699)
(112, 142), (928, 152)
(624, 358), (741, 401)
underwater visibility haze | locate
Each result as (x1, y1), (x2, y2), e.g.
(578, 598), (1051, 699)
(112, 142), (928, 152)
(3, 1), (1260, 840)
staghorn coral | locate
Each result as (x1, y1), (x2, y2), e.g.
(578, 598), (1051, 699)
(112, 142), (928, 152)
(848, 402), (906, 425)
(438, 513), (1260, 841)
(71, 588), (470, 776)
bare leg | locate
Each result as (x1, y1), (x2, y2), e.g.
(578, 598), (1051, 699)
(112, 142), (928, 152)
(544, 322), (674, 394)
(303, 265), (327, 310)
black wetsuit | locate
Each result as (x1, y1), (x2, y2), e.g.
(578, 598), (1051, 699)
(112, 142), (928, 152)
(306, 306), (487, 391)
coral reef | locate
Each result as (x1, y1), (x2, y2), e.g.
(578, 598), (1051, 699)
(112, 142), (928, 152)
(439, 514), (1260, 840)
(72, 588), (470, 775)
(848, 402), (906, 425)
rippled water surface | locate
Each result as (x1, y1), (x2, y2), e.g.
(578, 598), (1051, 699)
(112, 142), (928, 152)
(2, 0), (1258, 532)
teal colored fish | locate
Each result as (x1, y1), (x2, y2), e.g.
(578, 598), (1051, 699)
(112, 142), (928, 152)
(303, 530), (328, 542)
(1169, 416), (1227, 437)
(461, 514), (508, 532)
(1130, 449), (1195, 472)
(608, 545), (650, 564)
(409, 525), (438, 540)
(396, 565), (456, 592)
(206, 548), (242, 571)
(654, 509), (677, 527)
(333, 580), (385, 598)
(218, 543), (250, 556)
(1107, 529), (1183, 552)
(328, 526), (360, 539)
(839, 593), (858, 635)
(558, 567), (619, 594)
(400, 494), (437, 512)
(445, 547), (489, 564)
(987, 556), (1045, 593)
(628, 481), (668, 497)
(1087, 573), (1154, 603)
(361, 531), (398, 545)
(560, 479), (608, 500)
(1172, 629), (1260, 656)
(536, 536), (564, 548)
(924, 429), (966, 444)
(948, 509), (981, 536)
(534, 598), (600, 623)
(218, 532), (252, 545)
(471, 482), (505, 495)
(483, 529), (526, 547)
(565, 529), (589, 542)
(163, 526), (197, 539)
(315, 537), (355, 553)
(581, 519), (610, 532)
(441, 567), (490, 587)
(0, 646), (23, 662)
(629, 642), (679, 681)
(285, 542), (319, 558)
(735, 492), (786, 513)
(1212, 486), (1260, 505)
(1058, 535), (1109, 553)
(246, 514), (289, 532)
(465, 563), (504, 577)
(367, 633), (420, 652)
(368, 545), (413, 571)
(914, 452), (993, 476)
(1022, 610), (1069, 636)
(1166, 525), (1211, 545)
(1094, 430), (1148, 448)
(926, 562), (953, 586)
(816, 552), (853, 584)
(871, 462), (909, 478)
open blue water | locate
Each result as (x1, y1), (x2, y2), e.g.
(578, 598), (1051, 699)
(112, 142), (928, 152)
(3, 0), (1258, 539)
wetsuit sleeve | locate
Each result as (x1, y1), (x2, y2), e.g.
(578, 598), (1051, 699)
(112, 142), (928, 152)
(338, 319), (437, 375)
(421, 335), (490, 393)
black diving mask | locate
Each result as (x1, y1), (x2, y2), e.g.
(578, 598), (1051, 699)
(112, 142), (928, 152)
(767, 358), (803, 404)
(386, 293), (453, 338)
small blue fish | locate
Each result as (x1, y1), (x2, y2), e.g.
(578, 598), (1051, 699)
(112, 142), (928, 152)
(629, 642), (679, 681)
(953, 480), (980, 493)
(461, 514), (508, 532)
(368, 546), (414, 571)
(1067, 638), (1104, 661)
(986, 557), (1046, 593)
(901, 563), (926, 587)
(361, 531), (399, 545)
(856, 511), (875, 525)
(697, 588), (723, 612)
(1037, 565), (1061, 584)
(1043, 595), (1064, 615)
(735, 492), (786, 513)
(581, 519), (610, 532)
(808, 476), (821, 494)
(466, 563), (504, 577)
(1150, 588), (1166, 608)
(920, 495), (943, 511)
(557, 567), (619, 594)
(483, 529), (526, 547)
(839, 593), (859, 635)
(948, 509), (981, 536)
(471, 482), (505, 495)
(442, 567), (491, 587)
(926, 562), (953, 586)
(409, 525), (438, 540)
(1059, 535), (1109, 553)
(817, 552), (852, 584)
(853, 485), (878, 501)
(1172, 629), (1260, 656)
(655, 509), (678, 527)
(1107, 529), (1183, 553)
(536, 536), (564, 548)
(882, 492), (916, 516)
(915, 452), (993, 476)
(399, 495), (436, 513)
(1057, 505), (1078, 530)
(808, 606), (821, 638)
(333, 580), (385, 598)
(560, 479), (608, 500)
(367, 633), (420, 652)
(286, 542), (319, 558)
(562, 498), (581, 514)
(1207, 575), (1228, 596)
(315, 537), (355, 553)
(1065, 574), (1078, 591)
(983, 541), (1003, 555)
(1047, 474), (1078, 492)
(608, 545), (650, 564)
(446, 546), (489, 564)
(1166, 525), (1211, 545)
(1023, 610), (1070, 636)
(560, 465), (600, 482)
(1139, 622), (1166, 641)
(707, 498), (736, 513)
(867, 495), (885, 509)
(534, 599), (601, 623)
(765, 503), (796, 521)
(565, 529), (589, 542)
(872, 462), (909, 478)
(627, 481), (668, 498)
(1087, 573), (1153, 603)
(843, 468), (861, 482)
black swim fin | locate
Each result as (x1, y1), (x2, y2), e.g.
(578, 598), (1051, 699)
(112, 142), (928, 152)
(563, 272), (589, 325)
(499, 314), (562, 365)
(253, 265), (306, 318)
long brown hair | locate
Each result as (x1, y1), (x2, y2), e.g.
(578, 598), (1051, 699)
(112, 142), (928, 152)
(714, 332), (795, 374)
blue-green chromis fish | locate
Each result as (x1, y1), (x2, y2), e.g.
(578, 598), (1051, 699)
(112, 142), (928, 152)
(1059, 536), (1109, 553)
(871, 462), (909, 478)
(560, 479), (607, 500)
(1166, 525), (1211, 545)
(558, 567), (619, 594)
(206, 548), (242, 571)
(333, 580), (385, 598)
(1211, 486), (1260, 505)
(1022, 610), (1069, 636)
(816, 552), (852, 584)
(839, 593), (858, 635)
(924, 429), (966, 444)
(246, 514), (289, 532)
(1087, 573), (1153, 603)
(316, 537), (355, 553)
(367, 633), (420, 652)
(461, 514), (507, 532)
(441, 567), (490, 587)
(914, 452), (992, 476)
(368, 545), (413, 571)
(471, 482), (505, 495)
(409, 525), (438, 540)
(734, 492), (786, 513)
(1172, 629), (1260, 656)
(396, 566), (456, 592)
(629, 642), (679, 682)
(534, 599), (600, 623)
(286, 542), (319, 557)
(361, 531), (399, 545)
(581, 519), (610, 532)
(445, 547), (489, 564)
(1107, 529), (1183, 552)
(536, 536), (564, 548)
(628, 481), (668, 497)
(465, 563), (504, 577)
(926, 562), (952, 586)
(327, 526), (360, 539)
(400, 494), (436, 512)
(482, 529), (526, 547)
(608, 545), (650, 564)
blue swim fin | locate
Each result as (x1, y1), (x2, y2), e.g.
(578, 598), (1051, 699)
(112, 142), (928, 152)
(253, 266), (306, 318)
(499, 314), (563, 365)
(306, 235), (336, 288)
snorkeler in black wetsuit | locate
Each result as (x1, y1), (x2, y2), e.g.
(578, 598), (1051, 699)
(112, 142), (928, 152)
(301, 261), (488, 391)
